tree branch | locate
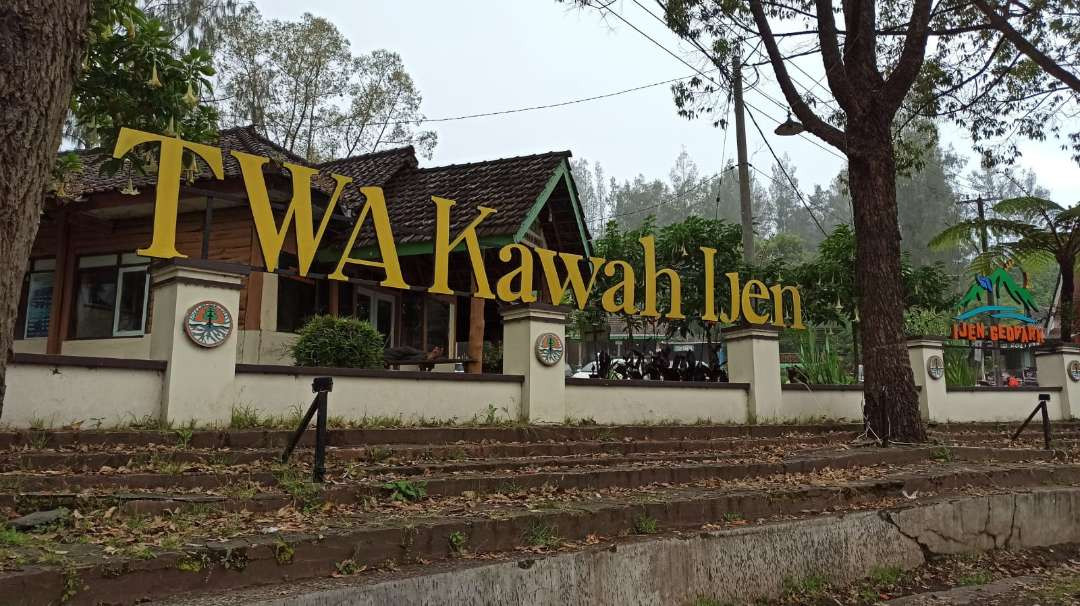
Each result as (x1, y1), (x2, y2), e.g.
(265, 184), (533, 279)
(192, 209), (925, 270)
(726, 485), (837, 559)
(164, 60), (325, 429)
(883, 0), (934, 113)
(746, 0), (848, 151)
(973, 0), (1080, 94)
(811, 0), (858, 111)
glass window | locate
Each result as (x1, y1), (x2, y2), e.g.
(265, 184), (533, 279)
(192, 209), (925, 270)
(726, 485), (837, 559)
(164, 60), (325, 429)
(70, 254), (149, 339)
(425, 300), (451, 354)
(277, 277), (316, 333)
(376, 298), (393, 344)
(73, 266), (118, 338)
(400, 292), (423, 349)
(113, 267), (149, 336)
(24, 271), (54, 338)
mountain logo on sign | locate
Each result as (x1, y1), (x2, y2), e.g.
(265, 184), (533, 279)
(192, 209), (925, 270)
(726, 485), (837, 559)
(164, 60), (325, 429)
(955, 268), (1038, 325)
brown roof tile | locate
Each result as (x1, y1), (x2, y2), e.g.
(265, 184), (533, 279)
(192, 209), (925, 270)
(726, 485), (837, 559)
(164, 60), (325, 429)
(375, 151), (570, 244)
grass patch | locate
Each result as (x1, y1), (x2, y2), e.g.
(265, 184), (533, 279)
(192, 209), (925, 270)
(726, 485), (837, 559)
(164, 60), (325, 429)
(632, 514), (659, 535)
(930, 446), (954, 462)
(956, 570), (992, 586)
(273, 465), (322, 511)
(0, 526), (28, 546)
(523, 521), (560, 548)
(782, 574), (829, 598)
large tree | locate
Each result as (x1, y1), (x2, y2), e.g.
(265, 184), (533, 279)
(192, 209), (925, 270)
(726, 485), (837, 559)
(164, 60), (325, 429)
(1, 0), (95, 418)
(215, 6), (437, 162)
(1, 0), (219, 417)
(574, 0), (1078, 442)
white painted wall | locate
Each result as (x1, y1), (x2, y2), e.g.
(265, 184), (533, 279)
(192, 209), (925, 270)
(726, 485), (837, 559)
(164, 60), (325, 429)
(12, 338), (46, 354)
(935, 389), (1065, 423)
(565, 382), (748, 424)
(63, 336), (152, 358)
(228, 371), (523, 424)
(780, 386), (864, 422)
(4, 362), (161, 428)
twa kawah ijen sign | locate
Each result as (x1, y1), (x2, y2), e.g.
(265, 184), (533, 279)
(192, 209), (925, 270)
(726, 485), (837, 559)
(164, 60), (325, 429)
(113, 127), (805, 328)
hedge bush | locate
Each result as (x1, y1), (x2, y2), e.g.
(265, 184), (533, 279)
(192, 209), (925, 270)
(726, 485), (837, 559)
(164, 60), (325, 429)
(290, 315), (385, 369)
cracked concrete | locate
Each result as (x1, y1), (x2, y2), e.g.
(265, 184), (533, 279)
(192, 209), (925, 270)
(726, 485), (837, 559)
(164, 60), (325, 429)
(227, 488), (1080, 606)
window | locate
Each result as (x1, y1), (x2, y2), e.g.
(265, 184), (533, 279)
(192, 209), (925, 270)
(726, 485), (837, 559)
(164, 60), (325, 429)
(399, 291), (453, 353)
(71, 254), (149, 339)
(15, 259), (55, 339)
(356, 287), (396, 346)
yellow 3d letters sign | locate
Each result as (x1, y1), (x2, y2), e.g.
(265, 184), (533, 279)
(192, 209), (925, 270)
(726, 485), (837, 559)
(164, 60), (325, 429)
(114, 127), (805, 329)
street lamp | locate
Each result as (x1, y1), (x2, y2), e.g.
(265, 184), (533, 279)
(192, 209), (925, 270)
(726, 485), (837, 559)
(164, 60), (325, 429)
(774, 113), (805, 136)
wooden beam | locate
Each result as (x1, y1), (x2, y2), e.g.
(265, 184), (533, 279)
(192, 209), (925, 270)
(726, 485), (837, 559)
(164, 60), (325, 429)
(466, 295), (485, 374)
(328, 281), (339, 317)
(45, 212), (69, 355)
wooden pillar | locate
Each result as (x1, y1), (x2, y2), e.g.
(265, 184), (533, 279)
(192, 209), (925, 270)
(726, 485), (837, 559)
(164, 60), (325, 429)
(328, 281), (339, 317)
(466, 295), (485, 374)
(45, 213), (69, 355)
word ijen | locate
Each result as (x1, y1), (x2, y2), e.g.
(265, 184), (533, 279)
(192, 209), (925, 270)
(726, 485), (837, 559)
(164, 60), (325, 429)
(114, 127), (805, 328)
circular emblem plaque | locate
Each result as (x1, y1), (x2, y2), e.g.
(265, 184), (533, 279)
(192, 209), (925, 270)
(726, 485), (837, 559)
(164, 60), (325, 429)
(1069, 360), (1080, 382)
(534, 333), (564, 366)
(926, 355), (945, 380)
(183, 301), (233, 348)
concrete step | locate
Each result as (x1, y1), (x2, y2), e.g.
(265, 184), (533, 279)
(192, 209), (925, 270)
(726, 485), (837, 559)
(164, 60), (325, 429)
(0, 446), (1051, 507)
(0, 424), (861, 450)
(45, 483), (1080, 606)
(0, 434), (847, 473)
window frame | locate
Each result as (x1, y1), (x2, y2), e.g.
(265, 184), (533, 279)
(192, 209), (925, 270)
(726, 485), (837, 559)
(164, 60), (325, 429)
(112, 265), (151, 337)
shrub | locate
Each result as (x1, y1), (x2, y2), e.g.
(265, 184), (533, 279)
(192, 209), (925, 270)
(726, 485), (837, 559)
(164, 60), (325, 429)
(482, 341), (503, 374)
(290, 315), (384, 369)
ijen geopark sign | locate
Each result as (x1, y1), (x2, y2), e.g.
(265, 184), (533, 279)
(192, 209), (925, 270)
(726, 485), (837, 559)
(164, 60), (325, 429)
(950, 269), (1045, 347)
(112, 127), (805, 328)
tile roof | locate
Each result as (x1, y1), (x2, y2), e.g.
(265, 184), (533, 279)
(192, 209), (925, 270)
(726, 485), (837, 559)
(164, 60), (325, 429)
(374, 151), (571, 244)
(318, 146), (417, 187)
(58, 126), (309, 197)
(58, 126), (574, 245)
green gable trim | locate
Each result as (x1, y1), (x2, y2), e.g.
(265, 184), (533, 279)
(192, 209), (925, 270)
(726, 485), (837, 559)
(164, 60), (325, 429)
(512, 160), (592, 257)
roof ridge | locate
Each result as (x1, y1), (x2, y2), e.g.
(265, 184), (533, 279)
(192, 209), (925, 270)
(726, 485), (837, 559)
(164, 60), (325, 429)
(318, 145), (417, 166)
(417, 150), (572, 173)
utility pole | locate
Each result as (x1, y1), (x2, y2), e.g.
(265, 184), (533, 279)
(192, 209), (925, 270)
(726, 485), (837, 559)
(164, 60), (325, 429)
(732, 48), (754, 264)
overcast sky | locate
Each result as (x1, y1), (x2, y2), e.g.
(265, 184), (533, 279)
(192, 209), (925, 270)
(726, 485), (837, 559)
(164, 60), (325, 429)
(259, 1), (1078, 203)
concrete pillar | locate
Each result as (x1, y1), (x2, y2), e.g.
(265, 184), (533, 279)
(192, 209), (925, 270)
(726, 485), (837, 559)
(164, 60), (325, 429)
(1035, 343), (1080, 420)
(149, 259), (248, 426)
(726, 326), (781, 423)
(906, 338), (946, 422)
(501, 303), (568, 423)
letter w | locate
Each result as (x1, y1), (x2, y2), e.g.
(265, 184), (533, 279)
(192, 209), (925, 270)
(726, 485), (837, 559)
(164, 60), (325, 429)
(534, 250), (606, 309)
(232, 151), (351, 275)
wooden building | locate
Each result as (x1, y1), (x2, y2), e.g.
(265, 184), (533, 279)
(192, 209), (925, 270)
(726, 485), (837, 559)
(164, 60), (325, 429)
(14, 127), (591, 369)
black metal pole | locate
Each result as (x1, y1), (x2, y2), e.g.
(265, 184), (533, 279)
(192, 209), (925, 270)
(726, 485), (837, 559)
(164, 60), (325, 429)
(281, 399), (319, 463)
(1040, 400), (1052, 450)
(1010, 404), (1042, 442)
(313, 391), (328, 483)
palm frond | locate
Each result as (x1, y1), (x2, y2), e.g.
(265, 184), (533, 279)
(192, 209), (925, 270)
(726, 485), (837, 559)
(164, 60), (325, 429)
(993, 196), (1063, 225)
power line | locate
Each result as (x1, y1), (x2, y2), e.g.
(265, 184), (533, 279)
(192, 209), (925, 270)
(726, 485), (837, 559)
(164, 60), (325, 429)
(596, 1), (846, 162)
(743, 104), (829, 236)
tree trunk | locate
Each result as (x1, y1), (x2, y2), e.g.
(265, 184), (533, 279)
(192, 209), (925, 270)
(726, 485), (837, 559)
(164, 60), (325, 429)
(0, 0), (92, 417)
(846, 117), (927, 443)
(1059, 256), (1075, 342)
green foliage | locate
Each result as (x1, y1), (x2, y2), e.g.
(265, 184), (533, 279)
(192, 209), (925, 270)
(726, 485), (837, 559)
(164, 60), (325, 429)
(944, 347), (978, 388)
(447, 531), (467, 554)
(794, 331), (853, 385)
(903, 307), (951, 337)
(273, 466), (321, 511)
(956, 570), (992, 586)
(382, 480), (427, 502)
(932, 195), (1080, 335)
(291, 315), (384, 369)
(632, 514), (659, 535)
(70, 0), (218, 169)
(0, 526), (28, 546)
(481, 341), (503, 374)
(930, 446), (954, 462)
(522, 521), (560, 548)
